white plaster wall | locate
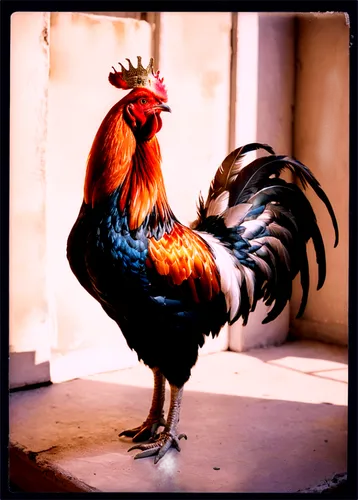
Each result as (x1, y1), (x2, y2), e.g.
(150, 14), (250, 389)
(9, 13), (52, 388)
(159, 12), (232, 354)
(46, 13), (152, 381)
(230, 13), (295, 352)
(290, 14), (349, 346)
(256, 14), (295, 153)
(10, 12), (234, 389)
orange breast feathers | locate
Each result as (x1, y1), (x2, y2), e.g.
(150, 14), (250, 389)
(147, 224), (221, 303)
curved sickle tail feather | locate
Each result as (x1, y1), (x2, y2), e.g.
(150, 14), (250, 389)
(193, 142), (339, 326)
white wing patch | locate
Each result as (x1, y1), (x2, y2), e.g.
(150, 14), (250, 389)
(195, 231), (242, 321)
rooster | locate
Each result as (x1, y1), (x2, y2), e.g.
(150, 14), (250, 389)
(67, 56), (339, 463)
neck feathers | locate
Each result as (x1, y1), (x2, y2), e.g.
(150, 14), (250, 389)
(84, 103), (171, 230)
(84, 103), (135, 205)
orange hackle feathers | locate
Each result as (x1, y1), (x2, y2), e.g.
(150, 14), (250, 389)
(147, 223), (221, 302)
(119, 138), (171, 230)
(84, 102), (170, 230)
(84, 104), (135, 206)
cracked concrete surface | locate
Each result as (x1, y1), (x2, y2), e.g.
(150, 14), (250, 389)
(9, 341), (347, 493)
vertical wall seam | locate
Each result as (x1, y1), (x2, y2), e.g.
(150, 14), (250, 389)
(228, 12), (238, 154)
(43, 12), (59, 359)
(142, 12), (161, 67)
(287, 15), (299, 335)
(152, 13), (161, 69)
(291, 15), (299, 159)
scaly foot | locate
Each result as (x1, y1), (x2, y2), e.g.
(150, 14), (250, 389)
(119, 415), (166, 442)
(128, 430), (188, 463)
(128, 384), (186, 463)
(119, 367), (166, 443)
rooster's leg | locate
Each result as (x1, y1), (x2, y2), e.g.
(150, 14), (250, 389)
(128, 384), (187, 463)
(119, 367), (166, 442)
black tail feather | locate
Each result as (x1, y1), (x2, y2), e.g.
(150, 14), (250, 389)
(196, 142), (339, 326)
(296, 242), (310, 318)
(205, 143), (276, 210)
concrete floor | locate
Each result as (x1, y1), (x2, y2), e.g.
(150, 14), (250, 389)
(9, 340), (347, 493)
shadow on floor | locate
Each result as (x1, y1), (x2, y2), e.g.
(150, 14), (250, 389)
(10, 374), (347, 494)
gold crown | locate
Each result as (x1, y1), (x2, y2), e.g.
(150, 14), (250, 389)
(117, 56), (154, 88)
(109, 56), (168, 100)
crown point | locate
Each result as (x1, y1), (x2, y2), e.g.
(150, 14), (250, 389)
(137, 56), (144, 70)
(147, 57), (154, 72)
(125, 58), (135, 71)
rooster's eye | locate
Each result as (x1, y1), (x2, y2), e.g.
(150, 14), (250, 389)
(139, 98), (147, 105)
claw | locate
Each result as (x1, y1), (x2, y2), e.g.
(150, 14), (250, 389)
(172, 438), (181, 452)
(119, 416), (166, 443)
(154, 438), (172, 464)
(128, 442), (162, 460)
(119, 427), (140, 438)
(127, 443), (147, 453)
(127, 430), (188, 463)
(134, 448), (160, 460)
(153, 453), (163, 464)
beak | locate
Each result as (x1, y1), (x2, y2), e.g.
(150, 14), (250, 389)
(156, 103), (172, 113)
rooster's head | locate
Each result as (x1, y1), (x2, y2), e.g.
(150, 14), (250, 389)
(108, 56), (171, 140)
